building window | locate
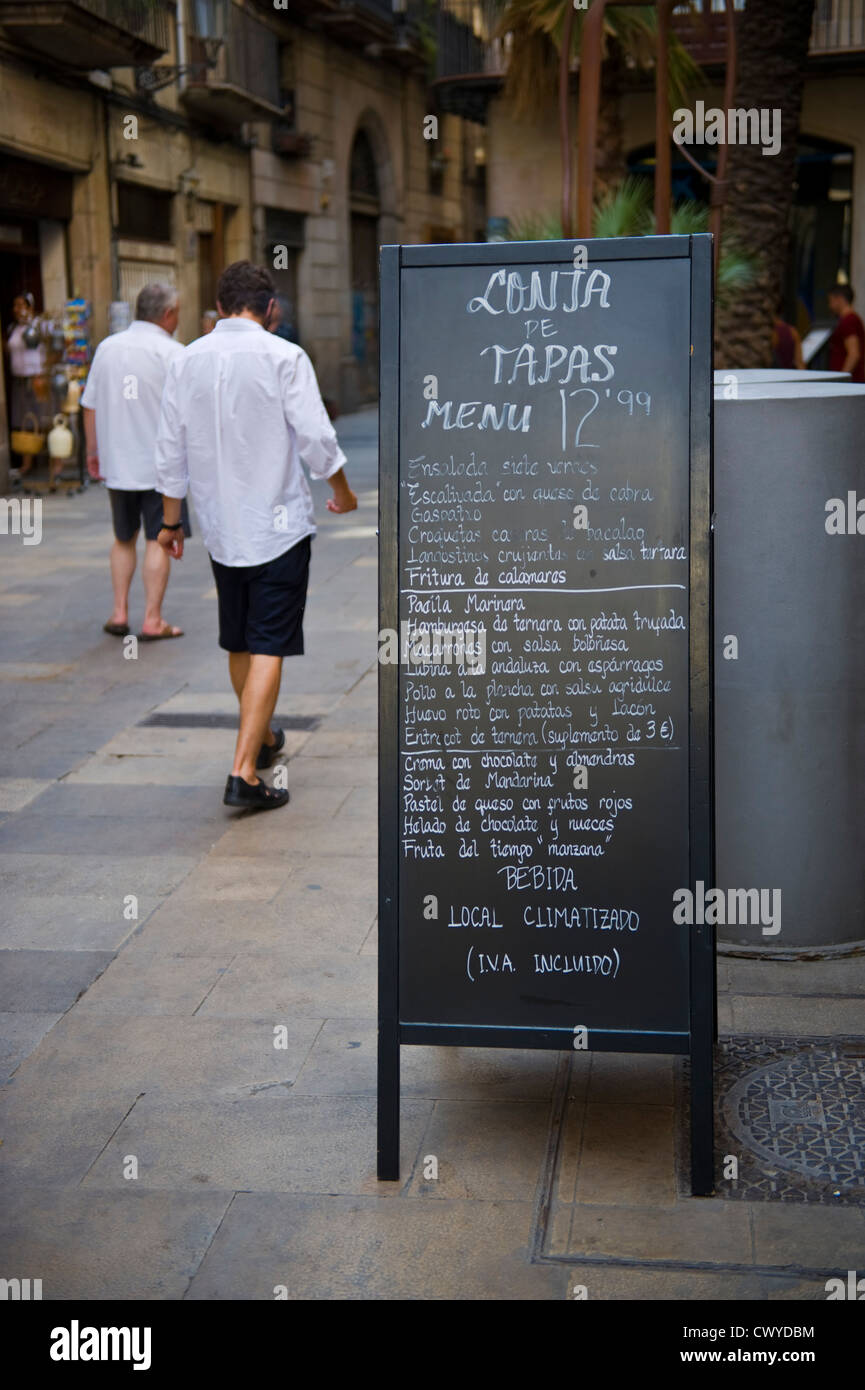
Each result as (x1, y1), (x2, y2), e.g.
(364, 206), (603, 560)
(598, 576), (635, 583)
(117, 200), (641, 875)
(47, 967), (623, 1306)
(350, 131), (379, 204)
(116, 183), (173, 243)
(428, 142), (446, 199)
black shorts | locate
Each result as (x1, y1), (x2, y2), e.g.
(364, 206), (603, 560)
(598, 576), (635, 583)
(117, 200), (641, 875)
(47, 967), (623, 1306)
(109, 488), (191, 543)
(209, 536), (312, 657)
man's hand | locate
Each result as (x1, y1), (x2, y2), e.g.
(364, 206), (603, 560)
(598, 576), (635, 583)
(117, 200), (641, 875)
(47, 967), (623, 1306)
(86, 452), (101, 481)
(157, 527), (184, 559)
(326, 489), (358, 515)
(326, 469), (358, 515)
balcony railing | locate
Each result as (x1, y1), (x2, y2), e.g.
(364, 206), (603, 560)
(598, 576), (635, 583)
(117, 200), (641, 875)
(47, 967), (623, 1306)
(435, 0), (864, 106)
(673, 0), (865, 63)
(0, 0), (171, 67)
(185, 0), (282, 120)
(78, 0), (171, 42)
(811, 0), (865, 53)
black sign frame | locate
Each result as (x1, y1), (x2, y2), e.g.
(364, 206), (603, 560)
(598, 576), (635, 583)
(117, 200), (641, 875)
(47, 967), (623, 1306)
(378, 235), (715, 1195)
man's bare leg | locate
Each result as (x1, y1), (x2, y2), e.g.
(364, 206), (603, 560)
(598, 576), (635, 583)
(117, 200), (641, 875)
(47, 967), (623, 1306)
(141, 539), (181, 637)
(229, 650), (250, 701)
(109, 534), (138, 627)
(230, 653), (282, 783)
(229, 651), (276, 754)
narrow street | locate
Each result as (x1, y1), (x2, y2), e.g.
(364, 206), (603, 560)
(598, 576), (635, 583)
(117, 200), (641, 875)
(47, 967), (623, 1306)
(1, 407), (863, 1299)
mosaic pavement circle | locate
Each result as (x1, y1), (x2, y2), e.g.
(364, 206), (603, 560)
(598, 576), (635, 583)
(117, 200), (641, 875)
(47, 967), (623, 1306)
(718, 1037), (865, 1203)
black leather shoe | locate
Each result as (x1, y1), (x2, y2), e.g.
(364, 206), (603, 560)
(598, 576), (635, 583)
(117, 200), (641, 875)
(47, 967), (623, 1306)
(223, 774), (289, 810)
(256, 727), (286, 770)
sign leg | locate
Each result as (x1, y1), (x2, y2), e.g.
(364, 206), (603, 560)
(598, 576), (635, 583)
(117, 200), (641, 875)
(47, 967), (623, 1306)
(377, 1018), (399, 1181)
(690, 1027), (714, 1196)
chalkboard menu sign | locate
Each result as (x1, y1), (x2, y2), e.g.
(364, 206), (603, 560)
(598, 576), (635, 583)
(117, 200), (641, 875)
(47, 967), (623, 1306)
(378, 236), (714, 1194)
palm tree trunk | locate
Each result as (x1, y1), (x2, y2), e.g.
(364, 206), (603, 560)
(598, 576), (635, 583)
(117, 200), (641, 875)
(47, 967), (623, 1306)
(715, 0), (816, 368)
(594, 46), (627, 202)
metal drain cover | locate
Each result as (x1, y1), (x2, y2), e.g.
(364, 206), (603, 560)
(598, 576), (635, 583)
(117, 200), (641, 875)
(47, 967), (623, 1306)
(717, 1037), (865, 1203)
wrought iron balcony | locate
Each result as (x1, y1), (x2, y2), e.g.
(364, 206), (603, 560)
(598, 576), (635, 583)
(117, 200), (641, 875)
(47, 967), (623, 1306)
(182, 0), (283, 123)
(434, 0), (864, 121)
(0, 0), (171, 69)
(432, 0), (508, 122)
(672, 0), (864, 66)
(247, 0), (427, 65)
(810, 0), (865, 54)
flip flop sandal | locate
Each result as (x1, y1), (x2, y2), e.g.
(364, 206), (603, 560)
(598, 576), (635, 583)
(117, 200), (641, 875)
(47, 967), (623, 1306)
(223, 775), (289, 810)
(103, 621), (130, 637)
(256, 727), (286, 769)
(138, 624), (184, 641)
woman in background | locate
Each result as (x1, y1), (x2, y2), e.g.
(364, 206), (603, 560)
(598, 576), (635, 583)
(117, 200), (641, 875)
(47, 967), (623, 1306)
(5, 292), (48, 482)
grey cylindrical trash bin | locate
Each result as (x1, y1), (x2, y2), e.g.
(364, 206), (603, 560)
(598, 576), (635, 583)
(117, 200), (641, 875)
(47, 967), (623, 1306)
(714, 382), (865, 952)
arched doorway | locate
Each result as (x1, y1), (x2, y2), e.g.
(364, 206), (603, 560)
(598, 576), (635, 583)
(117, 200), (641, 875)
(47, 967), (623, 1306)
(349, 128), (380, 403)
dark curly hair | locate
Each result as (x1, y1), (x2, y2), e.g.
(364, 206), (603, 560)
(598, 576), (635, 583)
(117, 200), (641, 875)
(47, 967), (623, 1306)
(216, 261), (275, 319)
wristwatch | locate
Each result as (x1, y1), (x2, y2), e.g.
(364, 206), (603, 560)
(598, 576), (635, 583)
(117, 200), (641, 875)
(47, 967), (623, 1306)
(161, 520), (183, 530)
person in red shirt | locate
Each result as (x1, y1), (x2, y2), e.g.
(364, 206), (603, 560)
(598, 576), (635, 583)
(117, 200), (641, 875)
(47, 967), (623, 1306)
(827, 284), (865, 382)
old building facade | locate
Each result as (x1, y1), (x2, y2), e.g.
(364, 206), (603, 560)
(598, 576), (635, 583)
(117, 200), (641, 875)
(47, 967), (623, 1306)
(0, 0), (486, 484)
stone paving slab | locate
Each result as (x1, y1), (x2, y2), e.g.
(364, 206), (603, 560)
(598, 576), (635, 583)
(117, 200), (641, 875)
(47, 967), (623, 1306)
(5, 1012), (324, 1102)
(729, 996), (865, 1035)
(586, 1052), (676, 1107)
(214, 814), (374, 862)
(726, 957), (865, 996)
(0, 1011), (63, 1080)
(0, 852), (196, 898)
(749, 1204), (865, 1270)
(571, 1103), (678, 1207)
(11, 783), (228, 823)
(556, 1266), (792, 1300)
(153, 690), (343, 719)
(291, 1021), (563, 1101)
(0, 778), (52, 812)
(0, 746), (97, 781)
(118, 887), (375, 959)
(72, 950), (235, 1017)
(0, 893), (158, 951)
(271, 754), (378, 788)
(81, 1094), (431, 1195)
(0, 1092), (143, 1188)
(0, 949), (113, 1013)
(193, 948), (377, 1021)
(402, 1099), (554, 1203)
(185, 1194), (567, 1301)
(562, 1201), (753, 1267)
(168, 855), (294, 905)
(61, 755), (237, 788)
(0, 1190), (232, 1300)
(0, 812), (224, 857)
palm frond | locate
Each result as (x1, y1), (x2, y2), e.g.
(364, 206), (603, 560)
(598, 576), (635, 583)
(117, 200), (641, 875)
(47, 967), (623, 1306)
(592, 176), (652, 238)
(499, 18), (559, 117)
(502, 209), (564, 241)
(498, 0), (704, 104)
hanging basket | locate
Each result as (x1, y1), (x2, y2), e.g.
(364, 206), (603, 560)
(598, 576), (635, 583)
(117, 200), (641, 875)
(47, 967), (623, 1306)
(11, 412), (45, 456)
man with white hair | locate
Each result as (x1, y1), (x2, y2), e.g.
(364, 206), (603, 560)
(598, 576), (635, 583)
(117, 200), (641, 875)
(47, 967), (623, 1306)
(82, 282), (189, 640)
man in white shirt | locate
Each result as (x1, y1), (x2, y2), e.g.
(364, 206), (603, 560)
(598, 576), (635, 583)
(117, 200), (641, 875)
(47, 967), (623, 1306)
(82, 282), (188, 640)
(155, 260), (357, 811)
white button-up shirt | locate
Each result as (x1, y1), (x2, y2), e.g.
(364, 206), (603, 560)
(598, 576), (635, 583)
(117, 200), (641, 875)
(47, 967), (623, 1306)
(81, 320), (184, 490)
(154, 318), (346, 567)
